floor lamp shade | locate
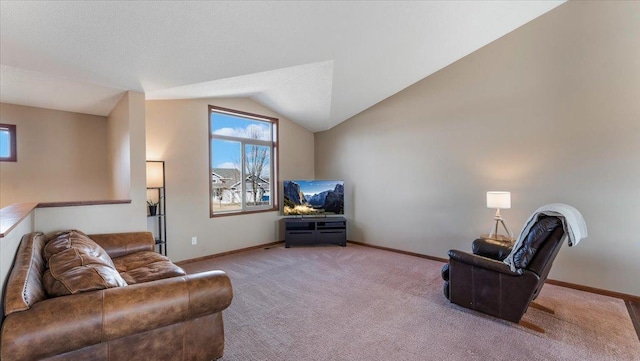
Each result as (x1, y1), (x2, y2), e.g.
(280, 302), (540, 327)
(146, 161), (165, 188)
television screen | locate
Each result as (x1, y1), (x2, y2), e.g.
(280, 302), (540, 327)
(283, 180), (344, 216)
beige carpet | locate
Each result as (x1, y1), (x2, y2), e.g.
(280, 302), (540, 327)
(181, 244), (640, 361)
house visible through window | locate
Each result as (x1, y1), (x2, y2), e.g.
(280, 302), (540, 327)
(0, 123), (17, 162)
(209, 105), (278, 216)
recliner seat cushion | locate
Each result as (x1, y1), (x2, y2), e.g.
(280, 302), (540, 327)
(112, 251), (186, 284)
(43, 230), (127, 297)
(512, 217), (561, 269)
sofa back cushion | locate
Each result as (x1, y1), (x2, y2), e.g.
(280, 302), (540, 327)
(44, 230), (114, 266)
(43, 230), (127, 297)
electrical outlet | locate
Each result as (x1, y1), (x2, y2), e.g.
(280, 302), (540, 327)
(191, 237), (197, 245)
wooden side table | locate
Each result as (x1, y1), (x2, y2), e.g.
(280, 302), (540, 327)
(479, 234), (514, 243)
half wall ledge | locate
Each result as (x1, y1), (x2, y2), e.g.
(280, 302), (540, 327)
(0, 200), (131, 238)
(0, 203), (38, 238)
(36, 199), (131, 208)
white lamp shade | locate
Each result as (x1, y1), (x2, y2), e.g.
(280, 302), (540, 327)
(146, 161), (164, 188)
(487, 191), (511, 209)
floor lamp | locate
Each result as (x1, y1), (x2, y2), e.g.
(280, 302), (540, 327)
(487, 191), (514, 241)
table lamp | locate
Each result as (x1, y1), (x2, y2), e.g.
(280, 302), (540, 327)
(486, 191), (514, 241)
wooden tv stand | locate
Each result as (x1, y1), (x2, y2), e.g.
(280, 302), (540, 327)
(284, 217), (347, 248)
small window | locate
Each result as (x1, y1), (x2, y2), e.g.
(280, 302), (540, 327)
(209, 105), (278, 217)
(0, 123), (17, 162)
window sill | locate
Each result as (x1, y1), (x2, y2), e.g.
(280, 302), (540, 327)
(210, 207), (278, 218)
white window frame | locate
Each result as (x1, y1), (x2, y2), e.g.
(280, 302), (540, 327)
(209, 105), (278, 217)
(0, 123), (17, 162)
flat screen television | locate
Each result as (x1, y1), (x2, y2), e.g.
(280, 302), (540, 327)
(283, 180), (344, 216)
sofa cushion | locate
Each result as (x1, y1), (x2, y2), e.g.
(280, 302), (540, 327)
(512, 217), (561, 269)
(43, 230), (127, 297)
(44, 230), (112, 265)
(112, 251), (186, 284)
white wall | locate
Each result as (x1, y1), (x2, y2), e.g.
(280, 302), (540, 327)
(0, 103), (111, 207)
(315, 1), (640, 296)
(146, 97), (314, 262)
(34, 202), (145, 235)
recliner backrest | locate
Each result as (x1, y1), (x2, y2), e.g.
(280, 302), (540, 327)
(524, 218), (565, 276)
(512, 217), (561, 269)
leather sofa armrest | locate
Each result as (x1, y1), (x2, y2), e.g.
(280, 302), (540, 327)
(184, 270), (234, 319)
(1, 271), (233, 361)
(88, 232), (155, 258)
(1, 289), (105, 361)
(448, 249), (522, 276)
(103, 270), (232, 339)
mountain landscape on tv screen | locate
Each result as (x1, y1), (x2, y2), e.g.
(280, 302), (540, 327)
(283, 180), (344, 215)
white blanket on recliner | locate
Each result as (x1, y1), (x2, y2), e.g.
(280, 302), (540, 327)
(503, 203), (588, 272)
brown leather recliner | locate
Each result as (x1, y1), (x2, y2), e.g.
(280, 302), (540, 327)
(441, 216), (564, 328)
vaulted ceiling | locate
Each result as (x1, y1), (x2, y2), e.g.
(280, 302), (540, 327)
(0, 1), (564, 132)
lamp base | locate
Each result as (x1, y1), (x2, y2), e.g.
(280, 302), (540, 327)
(488, 216), (514, 241)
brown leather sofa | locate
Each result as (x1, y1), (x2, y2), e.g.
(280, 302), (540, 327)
(1, 231), (233, 361)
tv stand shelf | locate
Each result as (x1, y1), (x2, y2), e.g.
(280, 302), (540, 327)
(284, 217), (347, 248)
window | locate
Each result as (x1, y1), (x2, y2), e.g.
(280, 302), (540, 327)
(209, 105), (278, 216)
(0, 123), (17, 162)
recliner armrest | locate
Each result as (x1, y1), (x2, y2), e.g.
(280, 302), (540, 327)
(447, 249), (542, 323)
(471, 238), (513, 261)
(448, 249), (522, 276)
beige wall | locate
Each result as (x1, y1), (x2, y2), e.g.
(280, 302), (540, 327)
(1, 91), (147, 325)
(315, 1), (640, 296)
(0, 103), (111, 207)
(107, 94), (131, 199)
(146, 98), (314, 262)
(34, 91), (148, 234)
